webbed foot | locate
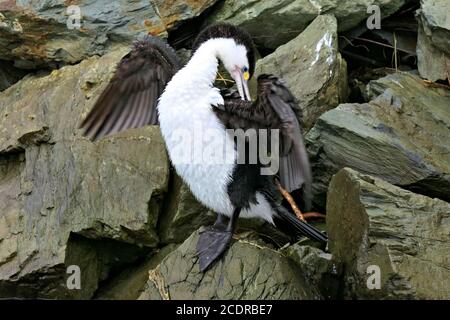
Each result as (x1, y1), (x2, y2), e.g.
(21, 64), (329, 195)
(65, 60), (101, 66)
(196, 227), (233, 272)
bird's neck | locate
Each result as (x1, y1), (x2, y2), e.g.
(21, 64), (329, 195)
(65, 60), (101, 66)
(183, 39), (227, 86)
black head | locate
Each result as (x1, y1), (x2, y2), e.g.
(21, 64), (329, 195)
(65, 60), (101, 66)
(192, 23), (256, 79)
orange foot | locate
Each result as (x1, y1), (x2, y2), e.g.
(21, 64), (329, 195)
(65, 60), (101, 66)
(275, 180), (326, 222)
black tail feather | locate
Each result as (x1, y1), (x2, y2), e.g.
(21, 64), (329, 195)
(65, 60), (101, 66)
(274, 204), (328, 243)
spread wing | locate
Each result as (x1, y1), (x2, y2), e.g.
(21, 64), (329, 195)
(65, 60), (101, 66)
(265, 76), (312, 207)
(80, 36), (181, 141)
(214, 74), (312, 209)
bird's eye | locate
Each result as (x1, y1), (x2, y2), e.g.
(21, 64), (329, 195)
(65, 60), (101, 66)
(242, 66), (250, 80)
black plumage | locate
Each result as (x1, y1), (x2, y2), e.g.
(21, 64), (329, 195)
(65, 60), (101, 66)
(213, 75), (326, 261)
(80, 36), (181, 141)
(215, 74), (312, 209)
(192, 22), (256, 78)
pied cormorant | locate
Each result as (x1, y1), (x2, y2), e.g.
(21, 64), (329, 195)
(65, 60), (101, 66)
(80, 23), (327, 272)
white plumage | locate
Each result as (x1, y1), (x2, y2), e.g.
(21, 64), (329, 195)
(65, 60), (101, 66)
(157, 38), (275, 223)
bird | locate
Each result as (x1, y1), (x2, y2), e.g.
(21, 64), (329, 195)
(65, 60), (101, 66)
(80, 23), (328, 272)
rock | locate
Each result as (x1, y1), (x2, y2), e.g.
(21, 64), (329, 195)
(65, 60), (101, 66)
(2, 0), (449, 301)
(0, 49), (170, 298)
(416, 2), (450, 82)
(207, 0), (409, 49)
(284, 243), (341, 299)
(417, 21), (450, 82)
(0, 60), (27, 91)
(62, 235), (151, 299)
(152, 0), (218, 29)
(0, 47), (130, 151)
(255, 15), (348, 130)
(0, 0), (217, 68)
(95, 244), (178, 300)
(0, 228), (151, 299)
(327, 168), (450, 299)
(139, 229), (321, 299)
(418, 0), (450, 54)
(236, 219), (293, 248)
(158, 173), (215, 244)
(307, 72), (450, 208)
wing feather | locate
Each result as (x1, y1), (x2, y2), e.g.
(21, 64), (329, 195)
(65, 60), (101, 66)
(266, 76), (312, 208)
(216, 74), (312, 209)
(80, 36), (181, 141)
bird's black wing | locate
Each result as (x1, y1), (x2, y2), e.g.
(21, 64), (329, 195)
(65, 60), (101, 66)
(214, 74), (312, 209)
(264, 75), (312, 209)
(80, 36), (181, 141)
(215, 87), (273, 129)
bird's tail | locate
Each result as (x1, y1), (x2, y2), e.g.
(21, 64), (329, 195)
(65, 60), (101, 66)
(273, 204), (328, 243)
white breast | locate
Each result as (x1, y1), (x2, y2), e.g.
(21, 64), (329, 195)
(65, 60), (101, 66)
(157, 58), (236, 216)
(157, 40), (275, 223)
